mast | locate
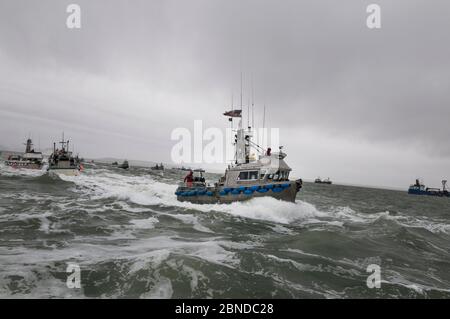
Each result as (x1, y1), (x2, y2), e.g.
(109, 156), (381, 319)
(239, 71), (243, 129)
(25, 138), (32, 153)
(59, 132), (68, 151)
(262, 104), (266, 152)
(247, 96), (250, 128)
(251, 76), (254, 129)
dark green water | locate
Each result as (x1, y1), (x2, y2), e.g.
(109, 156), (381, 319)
(0, 163), (449, 298)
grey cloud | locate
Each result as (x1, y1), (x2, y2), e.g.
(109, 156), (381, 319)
(0, 0), (449, 187)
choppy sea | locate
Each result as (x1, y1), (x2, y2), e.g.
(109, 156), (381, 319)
(0, 162), (449, 298)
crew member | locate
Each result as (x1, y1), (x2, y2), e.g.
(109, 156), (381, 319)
(184, 170), (194, 187)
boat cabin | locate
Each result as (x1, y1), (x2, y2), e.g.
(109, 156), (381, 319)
(223, 153), (291, 187)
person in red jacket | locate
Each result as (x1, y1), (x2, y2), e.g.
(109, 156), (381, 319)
(184, 170), (194, 187)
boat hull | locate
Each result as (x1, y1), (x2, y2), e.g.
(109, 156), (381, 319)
(48, 168), (80, 176)
(176, 180), (301, 204)
(5, 161), (43, 170)
(408, 189), (449, 197)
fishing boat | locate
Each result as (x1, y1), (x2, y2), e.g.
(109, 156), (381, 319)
(315, 177), (332, 184)
(118, 160), (129, 169)
(4, 138), (44, 170)
(48, 135), (82, 176)
(175, 110), (302, 204)
(151, 163), (164, 171)
(408, 179), (449, 197)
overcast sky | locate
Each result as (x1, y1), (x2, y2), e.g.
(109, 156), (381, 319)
(1, 0), (449, 188)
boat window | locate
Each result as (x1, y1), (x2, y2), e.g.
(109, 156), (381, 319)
(237, 171), (259, 180)
(273, 171), (280, 181)
(249, 171), (259, 180)
(238, 171), (249, 180)
(279, 171), (289, 180)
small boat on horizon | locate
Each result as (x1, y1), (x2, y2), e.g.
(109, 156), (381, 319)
(315, 177), (332, 184)
(151, 163), (164, 171)
(408, 179), (449, 197)
(4, 138), (45, 170)
(117, 160), (129, 169)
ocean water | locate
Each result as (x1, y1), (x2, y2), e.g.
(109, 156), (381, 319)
(0, 162), (449, 298)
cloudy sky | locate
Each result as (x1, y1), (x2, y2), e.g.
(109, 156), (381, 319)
(1, 0), (449, 189)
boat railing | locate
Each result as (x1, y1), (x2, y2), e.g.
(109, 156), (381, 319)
(178, 181), (207, 188)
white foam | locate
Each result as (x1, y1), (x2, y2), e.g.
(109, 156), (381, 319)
(0, 163), (48, 178)
(130, 217), (159, 229)
(382, 270), (450, 295)
(140, 277), (173, 299)
(158, 213), (213, 233)
(60, 169), (315, 225)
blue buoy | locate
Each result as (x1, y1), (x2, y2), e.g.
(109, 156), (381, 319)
(257, 188), (268, 193)
(219, 190), (227, 196)
(237, 186), (246, 192)
(264, 184), (274, 189)
(206, 191), (214, 196)
(281, 183), (291, 188)
(223, 187), (233, 193)
(272, 187), (283, 193)
(244, 189), (254, 195)
(197, 189), (207, 195)
(249, 185), (260, 191)
(231, 189), (241, 195)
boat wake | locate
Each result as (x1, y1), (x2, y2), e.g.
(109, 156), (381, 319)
(0, 162), (48, 178)
(56, 168), (450, 235)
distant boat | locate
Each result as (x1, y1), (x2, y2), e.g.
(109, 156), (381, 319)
(117, 160), (129, 169)
(408, 179), (449, 197)
(111, 161), (118, 166)
(151, 163), (164, 171)
(48, 134), (82, 176)
(315, 177), (332, 184)
(4, 138), (44, 170)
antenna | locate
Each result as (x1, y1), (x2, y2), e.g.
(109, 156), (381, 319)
(231, 92), (234, 108)
(251, 75), (254, 129)
(247, 96), (250, 128)
(239, 57), (243, 130)
(239, 51), (243, 112)
(262, 104), (266, 151)
(240, 71), (243, 111)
